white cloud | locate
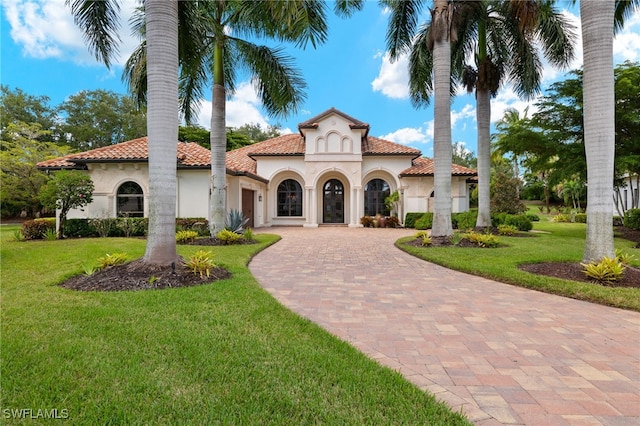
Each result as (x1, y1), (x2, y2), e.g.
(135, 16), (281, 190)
(194, 81), (272, 130)
(381, 121), (433, 146)
(2, 0), (139, 66)
(614, 9), (640, 62)
(371, 51), (410, 99)
(451, 103), (475, 128)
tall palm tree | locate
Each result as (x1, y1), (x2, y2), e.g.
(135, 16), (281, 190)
(383, 0), (455, 239)
(449, 0), (575, 228)
(68, 0), (181, 265)
(125, 1), (363, 234)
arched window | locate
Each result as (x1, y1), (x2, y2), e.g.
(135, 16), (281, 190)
(277, 179), (302, 216)
(364, 179), (390, 216)
(117, 181), (144, 217)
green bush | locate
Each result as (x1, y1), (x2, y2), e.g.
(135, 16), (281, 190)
(453, 211), (477, 230)
(21, 218), (56, 240)
(526, 214), (540, 222)
(184, 250), (215, 277)
(497, 224), (518, 235)
(414, 213), (434, 230)
(581, 257), (626, 283)
(464, 231), (499, 248)
(63, 219), (98, 238)
(504, 214), (533, 232)
(216, 229), (242, 245)
(623, 209), (640, 230)
(404, 213), (424, 229)
(553, 213), (572, 223)
(573, 213), (587, 223)
(176, 230), (198, 244)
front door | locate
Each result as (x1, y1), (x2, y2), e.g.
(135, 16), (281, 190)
(323, 179), (344, 223)
(242, 189), (254, 228)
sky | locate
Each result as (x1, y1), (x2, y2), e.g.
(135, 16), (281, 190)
(1, 0), (639, 158)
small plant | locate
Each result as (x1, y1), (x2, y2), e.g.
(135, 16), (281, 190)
(553, 213), (571, 223)
(581, 257), (626, 283)
(217, 228), (242, 245)
(497, 224), (518, 236)
(450, 232), (463, 245)
(243, 227), (254, 242)
(82, 263), (98, 276)
(148, 276), (160, 285)
(224, 209), (249, 234)
(184, 250), (215, 278)
(176, 230), (199, 244)
(421, 235), (432, 246)
(386, 216), (400, 228)
(12, 229), (24, 242)
(97, 252), (128, 269)
(615, 249), (636, 266)
(413, 230), (428, 239)
(42, 227), (58, 241)
(360, 216), (374, 227)
(464, 231), (499, 248)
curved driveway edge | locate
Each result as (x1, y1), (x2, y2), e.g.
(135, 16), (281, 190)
(250, 227), (640, 425)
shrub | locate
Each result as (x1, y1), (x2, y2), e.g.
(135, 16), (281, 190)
(42, 227), (57, 241)
(217, 228), (242, 245)
(573, 213), (587, 223)
(414, 213), (434, 230)
(421, 235), (432, 246)
(452, 211), (477, 230)
(21, 218), (56, 240)
(623, 208), (640, 230)
(90, 218), (118, 238)
(553, 213), (571, 223)
(497, 224), (518, 235)
(184, 250), (215, 278)
(613, 216), (624, 227)
(386, 216), (400, 228)
(360, 216), (374, 227)
(404, 213), (423, 229)
(450, 232), (463, 245)
(413, 231), (429, 239)
(581, 257), (626, 283)
(504, 214), (533, 232)
(464, 231), (499, 248)
(97, 252), (128, 269)
(526, 214), (540, 222)
(176, 230), (198, 244)
(64, 219), (98, 238)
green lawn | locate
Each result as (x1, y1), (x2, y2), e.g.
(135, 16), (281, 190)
(397, 216), (640, 312)
(0, 225), (470, 425)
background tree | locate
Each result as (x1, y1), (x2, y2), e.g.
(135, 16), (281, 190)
(452, 141), (476, 168)
(1, 122), (71, 217)
(39, 170), (94, 239)
(59, 89), (147, 150)
(234, 123), (282, 143)
(0, 86), (59, 142)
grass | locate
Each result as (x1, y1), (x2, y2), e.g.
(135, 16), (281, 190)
(397, 214), (640, 312)
(0, 225), (470, 425)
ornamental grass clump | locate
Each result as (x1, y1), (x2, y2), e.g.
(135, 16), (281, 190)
(184, 250), (215, 278)
(581, 257), (626, 284)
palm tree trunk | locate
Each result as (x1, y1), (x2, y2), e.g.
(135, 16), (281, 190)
(581, 0), (615, 262)
(143, 0), (179, 265)
(431, 0), (453, 239)
(475, 87), (492, 228)
(210, 41), (226, 235)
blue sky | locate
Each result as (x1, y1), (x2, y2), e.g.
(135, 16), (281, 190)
(2, 1), (639, 158)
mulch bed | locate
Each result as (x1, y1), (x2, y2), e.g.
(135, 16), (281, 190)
(61, 258), (231, 292)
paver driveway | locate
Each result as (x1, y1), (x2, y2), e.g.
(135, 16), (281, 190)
(250, 227), (640, 425)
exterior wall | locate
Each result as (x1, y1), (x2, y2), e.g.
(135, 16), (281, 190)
(177, 169), (209, 218)
(614, 174), (639, 216)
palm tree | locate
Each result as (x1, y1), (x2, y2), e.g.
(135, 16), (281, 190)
(125, 1), (363, 235)
(449, 0), (575, 229)
(383, 0), (455, 240)
(580, 0), (639, 262)
(68, 0), (181, 265)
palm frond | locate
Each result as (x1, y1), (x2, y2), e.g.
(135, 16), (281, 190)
(615, 0), (640, 33)
(408, 24), (434, 108)
(382, 0), (426, 60)
(334, 0), (365, 18)
(67, 0), (121, 68)
(534, 1), (576, 68)
(234, 40), (307, 118)
(122, 42), (147, 108)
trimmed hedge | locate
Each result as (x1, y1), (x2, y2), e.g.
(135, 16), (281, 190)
(452, 211), (477, 230)
(624, 208), (640, 230)
(414, 213), (434, 230)
(404, 213), (424, 229)
(21, 218), (56, 240)
(58, 217), (207, 238)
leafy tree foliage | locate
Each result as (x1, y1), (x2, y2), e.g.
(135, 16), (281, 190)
(39, 170), (94, 238)
(0, 122), (71, 217)
(490, 169), (525, 215)
(59, 89), (147, 150)
(452, 141), (476, 168)
(0, 86), (59, 142)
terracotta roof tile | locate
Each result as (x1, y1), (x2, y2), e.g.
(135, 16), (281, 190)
(363, 136), (421, 156)
(400, 157), (478, 177)
(298, 107), (369, 130)
(37, 137), (211, 169)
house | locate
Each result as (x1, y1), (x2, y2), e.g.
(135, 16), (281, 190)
(37, 108), (477, 227)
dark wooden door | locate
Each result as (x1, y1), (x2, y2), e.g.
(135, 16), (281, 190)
(242, 189), (254, 228)
(323, 179), (344, 223)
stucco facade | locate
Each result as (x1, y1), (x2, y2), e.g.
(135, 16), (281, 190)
(38, 108), (477, 228)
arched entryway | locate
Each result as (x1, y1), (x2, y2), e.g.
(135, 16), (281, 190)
(322, 179), (344, 223)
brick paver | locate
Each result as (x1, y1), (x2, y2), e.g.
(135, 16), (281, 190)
(249, 227), (640, 425)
